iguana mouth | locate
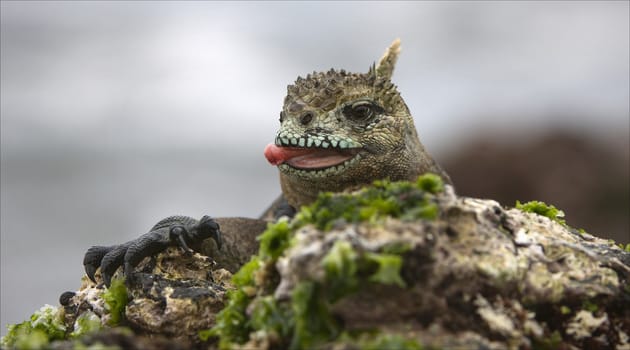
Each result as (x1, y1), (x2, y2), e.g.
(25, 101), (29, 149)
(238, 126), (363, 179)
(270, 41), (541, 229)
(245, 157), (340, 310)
(264, 144), (361, 170)
(264, 133), (363, 176)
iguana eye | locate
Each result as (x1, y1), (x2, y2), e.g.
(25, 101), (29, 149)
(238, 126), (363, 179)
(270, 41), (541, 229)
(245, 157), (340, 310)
(344, 101), (374, 121)
(279, 111), (286, 123)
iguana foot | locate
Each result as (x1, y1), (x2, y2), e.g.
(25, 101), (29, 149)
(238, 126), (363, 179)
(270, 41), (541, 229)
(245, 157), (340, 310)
(83, 215), (222, 287)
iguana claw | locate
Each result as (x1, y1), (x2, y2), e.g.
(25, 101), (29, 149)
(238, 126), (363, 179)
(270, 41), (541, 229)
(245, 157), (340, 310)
(83, 215), (222, 287)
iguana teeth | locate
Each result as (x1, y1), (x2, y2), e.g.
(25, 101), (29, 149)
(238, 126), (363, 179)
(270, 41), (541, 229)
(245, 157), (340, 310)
(276, 130), (362, 151)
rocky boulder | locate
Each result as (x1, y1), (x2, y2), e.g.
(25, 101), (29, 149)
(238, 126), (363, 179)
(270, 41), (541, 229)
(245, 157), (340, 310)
(3, 175), (629, 349)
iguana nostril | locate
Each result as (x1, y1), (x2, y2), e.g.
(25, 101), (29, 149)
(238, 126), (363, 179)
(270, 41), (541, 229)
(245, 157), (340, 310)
(300, 112), (314, 126)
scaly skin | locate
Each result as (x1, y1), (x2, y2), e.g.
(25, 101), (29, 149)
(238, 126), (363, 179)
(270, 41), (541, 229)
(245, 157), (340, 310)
(80, 39), (451, 286)
(265, 39), (451, 209)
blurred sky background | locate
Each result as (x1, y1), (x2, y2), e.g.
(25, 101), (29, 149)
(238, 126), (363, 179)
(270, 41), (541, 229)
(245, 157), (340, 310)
(1, 1), (628, 335)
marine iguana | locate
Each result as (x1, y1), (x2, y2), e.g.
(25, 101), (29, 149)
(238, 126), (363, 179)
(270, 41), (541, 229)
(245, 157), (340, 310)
(81, 39), (451, 286)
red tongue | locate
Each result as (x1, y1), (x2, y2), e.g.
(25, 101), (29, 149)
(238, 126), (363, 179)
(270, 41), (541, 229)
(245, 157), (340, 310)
(264, 144), (314, 165)
(264, 143), (356, 169)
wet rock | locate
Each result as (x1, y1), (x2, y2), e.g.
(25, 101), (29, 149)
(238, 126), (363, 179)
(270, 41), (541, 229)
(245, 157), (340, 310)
(3, 175), (629, 349)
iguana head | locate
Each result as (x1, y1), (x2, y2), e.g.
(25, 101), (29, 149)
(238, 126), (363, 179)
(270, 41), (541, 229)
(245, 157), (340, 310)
(264, 39), (448, 208)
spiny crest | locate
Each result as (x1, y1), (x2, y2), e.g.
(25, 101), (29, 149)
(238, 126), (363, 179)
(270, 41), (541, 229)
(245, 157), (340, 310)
(286, 69), (376, 111)
(285, 39), (403, 112)
(375, 38), (401, 80)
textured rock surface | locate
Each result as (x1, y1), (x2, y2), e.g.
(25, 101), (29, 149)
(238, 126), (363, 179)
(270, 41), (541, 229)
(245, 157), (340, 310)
(79, 247), (232, 340)
(3, 177), (629, 349)
(216, 182), (629, 349)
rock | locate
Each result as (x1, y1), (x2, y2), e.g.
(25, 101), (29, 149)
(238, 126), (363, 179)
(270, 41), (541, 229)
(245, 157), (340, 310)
(2, 175), (629, 349)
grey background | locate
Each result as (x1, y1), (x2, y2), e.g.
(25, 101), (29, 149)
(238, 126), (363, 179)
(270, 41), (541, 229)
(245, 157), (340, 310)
(1, 1), (628, 335)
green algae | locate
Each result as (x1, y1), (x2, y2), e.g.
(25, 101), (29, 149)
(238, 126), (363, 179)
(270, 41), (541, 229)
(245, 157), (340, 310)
(322, 240), (360, 301)
(249, 296), (292, 340)
(3, 287), (118, 348)
(207, 175), (444, 348)
(532, 330), (563, 350)
(70, 312), (102, 338)
(1, 305), (66, 349)
(294, 174), (443, 231)
(290, 281), (340, 350)
(200, 257), (262, 346)
(231, 256), (261, 287)
(334, 331), (427, 350)
(515, 200), (566, 225)
(380, 241), (413, 255)
(581, 300), (599, 313)
(258, 219), (292, 260)
(2, 327), (49, 350)
(357, 333), (425, 350)
(321, 242), (407, 298)
(415, 172), (444, 194)
(102, 278), (128, 326)
(365, 252), (406, 288)
(200, 288), (250, 347)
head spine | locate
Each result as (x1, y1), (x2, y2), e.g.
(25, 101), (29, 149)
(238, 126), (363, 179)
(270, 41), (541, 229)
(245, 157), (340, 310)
(373, 38), (401, 80)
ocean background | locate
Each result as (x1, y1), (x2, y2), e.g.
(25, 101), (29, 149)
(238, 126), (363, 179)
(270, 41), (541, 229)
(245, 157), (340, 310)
(1, 2), (628, 336)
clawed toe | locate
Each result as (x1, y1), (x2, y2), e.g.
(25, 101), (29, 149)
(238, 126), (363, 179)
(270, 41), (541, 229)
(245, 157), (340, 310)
(84, 246), (114, 282)
(82, 215), (222, 287)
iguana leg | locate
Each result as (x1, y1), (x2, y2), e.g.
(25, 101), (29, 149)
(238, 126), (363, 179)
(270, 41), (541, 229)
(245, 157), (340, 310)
(199, 217), (269, 273)
(83, 215), (222, 287)
(259, 194), (296, 222)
